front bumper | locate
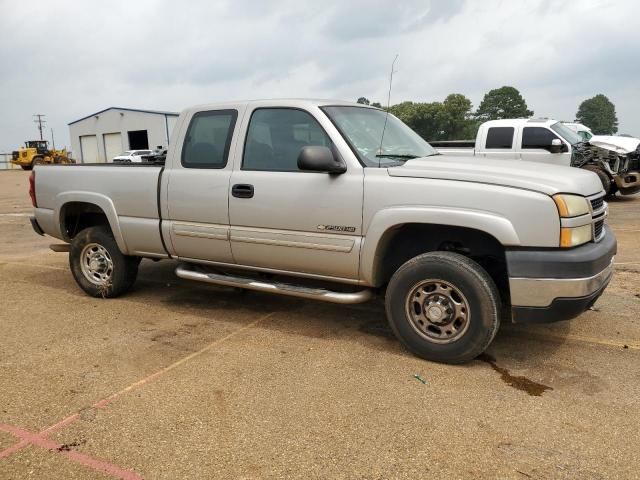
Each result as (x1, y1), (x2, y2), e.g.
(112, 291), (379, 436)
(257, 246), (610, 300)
(507, 226), (616, 323)
(614, 171), (640, 196)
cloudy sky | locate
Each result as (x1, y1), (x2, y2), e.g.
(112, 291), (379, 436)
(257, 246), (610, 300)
(1, 0), (638, 153)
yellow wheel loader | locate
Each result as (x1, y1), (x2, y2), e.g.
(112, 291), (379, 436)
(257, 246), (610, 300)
(11, 140), (74, 170)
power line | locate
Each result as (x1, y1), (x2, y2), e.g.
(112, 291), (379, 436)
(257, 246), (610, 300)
(33, 114), (46, 141)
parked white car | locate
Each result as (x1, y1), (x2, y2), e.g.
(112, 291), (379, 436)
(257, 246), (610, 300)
(563, 122), (640, 155)
(112, 150), (152, 163)
(563, 122), (593, 141)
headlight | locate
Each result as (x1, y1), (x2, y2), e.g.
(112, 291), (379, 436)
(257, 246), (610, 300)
(560, 224), (593, 247)
(553, 194), (590, 218)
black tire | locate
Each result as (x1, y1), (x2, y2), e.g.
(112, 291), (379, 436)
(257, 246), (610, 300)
(32, 156), (45, 166)
(21, 165), (33, 171)
(582, 166), (612, 196)
(385, 251), (500, 364)
(69, 226), (139, 298)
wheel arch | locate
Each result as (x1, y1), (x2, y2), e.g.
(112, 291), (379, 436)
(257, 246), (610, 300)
(362, 207), (518, 293)
(56, 192), (128, 254)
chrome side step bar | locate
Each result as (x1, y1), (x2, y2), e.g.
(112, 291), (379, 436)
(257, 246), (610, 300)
(175, 266), (373, 305)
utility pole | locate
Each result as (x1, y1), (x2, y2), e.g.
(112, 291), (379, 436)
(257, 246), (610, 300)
(51, 128), (56, 150)
(33, 114), (46, 141)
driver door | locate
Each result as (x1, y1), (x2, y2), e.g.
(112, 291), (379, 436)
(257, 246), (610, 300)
(228, 107), (364, 280)
(519, 126), (571, 166)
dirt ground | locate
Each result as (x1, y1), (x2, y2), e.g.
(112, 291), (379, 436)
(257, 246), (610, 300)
(1, 169), (639, 479)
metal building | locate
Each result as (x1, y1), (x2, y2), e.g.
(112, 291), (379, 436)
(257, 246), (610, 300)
(68, 107), (179, 163)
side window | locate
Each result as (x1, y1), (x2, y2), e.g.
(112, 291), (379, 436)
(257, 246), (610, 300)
(243, 108), (332, 171)
(522, 127), (560, 150)
(485, 127), (514, 149)
(181, 109), (237, 169)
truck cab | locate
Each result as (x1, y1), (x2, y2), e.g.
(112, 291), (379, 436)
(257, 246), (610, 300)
(465, 118), (577, 165)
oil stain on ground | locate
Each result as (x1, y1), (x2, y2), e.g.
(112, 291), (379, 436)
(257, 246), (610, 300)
(478, 353), (552, 396)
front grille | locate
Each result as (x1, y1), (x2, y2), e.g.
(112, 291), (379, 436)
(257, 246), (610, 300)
(594, 219), (604, 239)
(590, 196), (604, 212)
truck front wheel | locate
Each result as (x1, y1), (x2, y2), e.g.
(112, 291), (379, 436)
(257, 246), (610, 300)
(385, 251), (500, 364)
(69, 226), (139, 298)
(582, 166), (612, 196)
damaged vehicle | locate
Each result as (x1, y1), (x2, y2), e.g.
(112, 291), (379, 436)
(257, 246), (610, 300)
(432, 118), (640, 196)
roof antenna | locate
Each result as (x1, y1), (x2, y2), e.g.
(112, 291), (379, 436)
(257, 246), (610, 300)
(377, 54), (399, 167)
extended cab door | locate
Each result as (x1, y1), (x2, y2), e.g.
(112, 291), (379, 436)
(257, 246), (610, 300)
(227, 106), (363, 280)
(162, 106), (243, 262)
(478, 126), (518, 160)
(518, 126), (571, 166)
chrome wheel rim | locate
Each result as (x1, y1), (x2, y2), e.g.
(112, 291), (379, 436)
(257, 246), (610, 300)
(404, 279), (470, 344)
(80, 243), (113, 286)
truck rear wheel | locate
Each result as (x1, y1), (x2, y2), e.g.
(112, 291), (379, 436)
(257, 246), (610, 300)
(69, 226), (139, 298)
(385, 251), (500, 364)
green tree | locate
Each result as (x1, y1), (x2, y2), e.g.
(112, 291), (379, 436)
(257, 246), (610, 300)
(389, 94), (475, 141)
(389, 101), (443, 140)
(356, 97), (370, 105)
(575, 94), (618, 134)
(475, 86), (533, 121)
(437, 94), (474, 139)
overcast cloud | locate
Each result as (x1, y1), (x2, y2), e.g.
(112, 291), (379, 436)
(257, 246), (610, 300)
(0, 0), (638, 153)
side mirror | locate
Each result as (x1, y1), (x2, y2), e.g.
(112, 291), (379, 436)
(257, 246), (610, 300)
(550, 138), (563, 154)
(297, 146), (346, 174)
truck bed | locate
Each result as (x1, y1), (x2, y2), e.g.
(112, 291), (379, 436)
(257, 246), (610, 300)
(429, 140), (475, 148)
(33, 163), (166, 257)
(429, 140), (476, 156)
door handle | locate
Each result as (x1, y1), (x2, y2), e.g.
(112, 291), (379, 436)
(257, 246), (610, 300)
(232, 184), (254, 198)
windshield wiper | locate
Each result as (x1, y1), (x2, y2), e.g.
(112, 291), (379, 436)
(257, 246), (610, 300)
(375, 154), (420, 159)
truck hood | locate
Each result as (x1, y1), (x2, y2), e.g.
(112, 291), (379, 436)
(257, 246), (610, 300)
(589, 135), (640, 155)
(388, 156), (603, 196)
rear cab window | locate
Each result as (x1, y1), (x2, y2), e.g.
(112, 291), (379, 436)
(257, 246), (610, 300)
(485, 127), (514, 149)
(181, 109), (238, 168)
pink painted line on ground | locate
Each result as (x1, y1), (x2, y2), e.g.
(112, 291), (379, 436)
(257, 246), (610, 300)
(61, 449), (142, 480)
(0, 424), (142, 480)
(0, 439), (29, 459)
(40, 413), (80, 435)
(1, 313), (274, 475)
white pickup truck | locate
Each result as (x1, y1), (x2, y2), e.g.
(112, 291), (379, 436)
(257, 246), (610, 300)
(29, 100), (616, 364)
(432, 118), (640, 196)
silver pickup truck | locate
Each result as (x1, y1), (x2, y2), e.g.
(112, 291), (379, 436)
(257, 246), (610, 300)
(29, 99), (616, 364)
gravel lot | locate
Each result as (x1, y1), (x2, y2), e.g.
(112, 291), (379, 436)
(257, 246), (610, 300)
(1, 169), (639, 479)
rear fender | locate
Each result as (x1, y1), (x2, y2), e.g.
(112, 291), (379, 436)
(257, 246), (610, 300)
(55, 192), (128, 254)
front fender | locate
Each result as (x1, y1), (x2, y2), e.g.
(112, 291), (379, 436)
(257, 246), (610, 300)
(360, 206), (519, 286)
(55, 191), (129, 254)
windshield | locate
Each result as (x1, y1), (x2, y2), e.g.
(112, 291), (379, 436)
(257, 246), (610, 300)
(322, 106), (438, 167)
(551, 122), (583, 145)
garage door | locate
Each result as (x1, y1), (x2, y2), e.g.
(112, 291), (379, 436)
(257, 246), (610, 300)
(103, 133), (122, 163)
(80, 135), (99, 163)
